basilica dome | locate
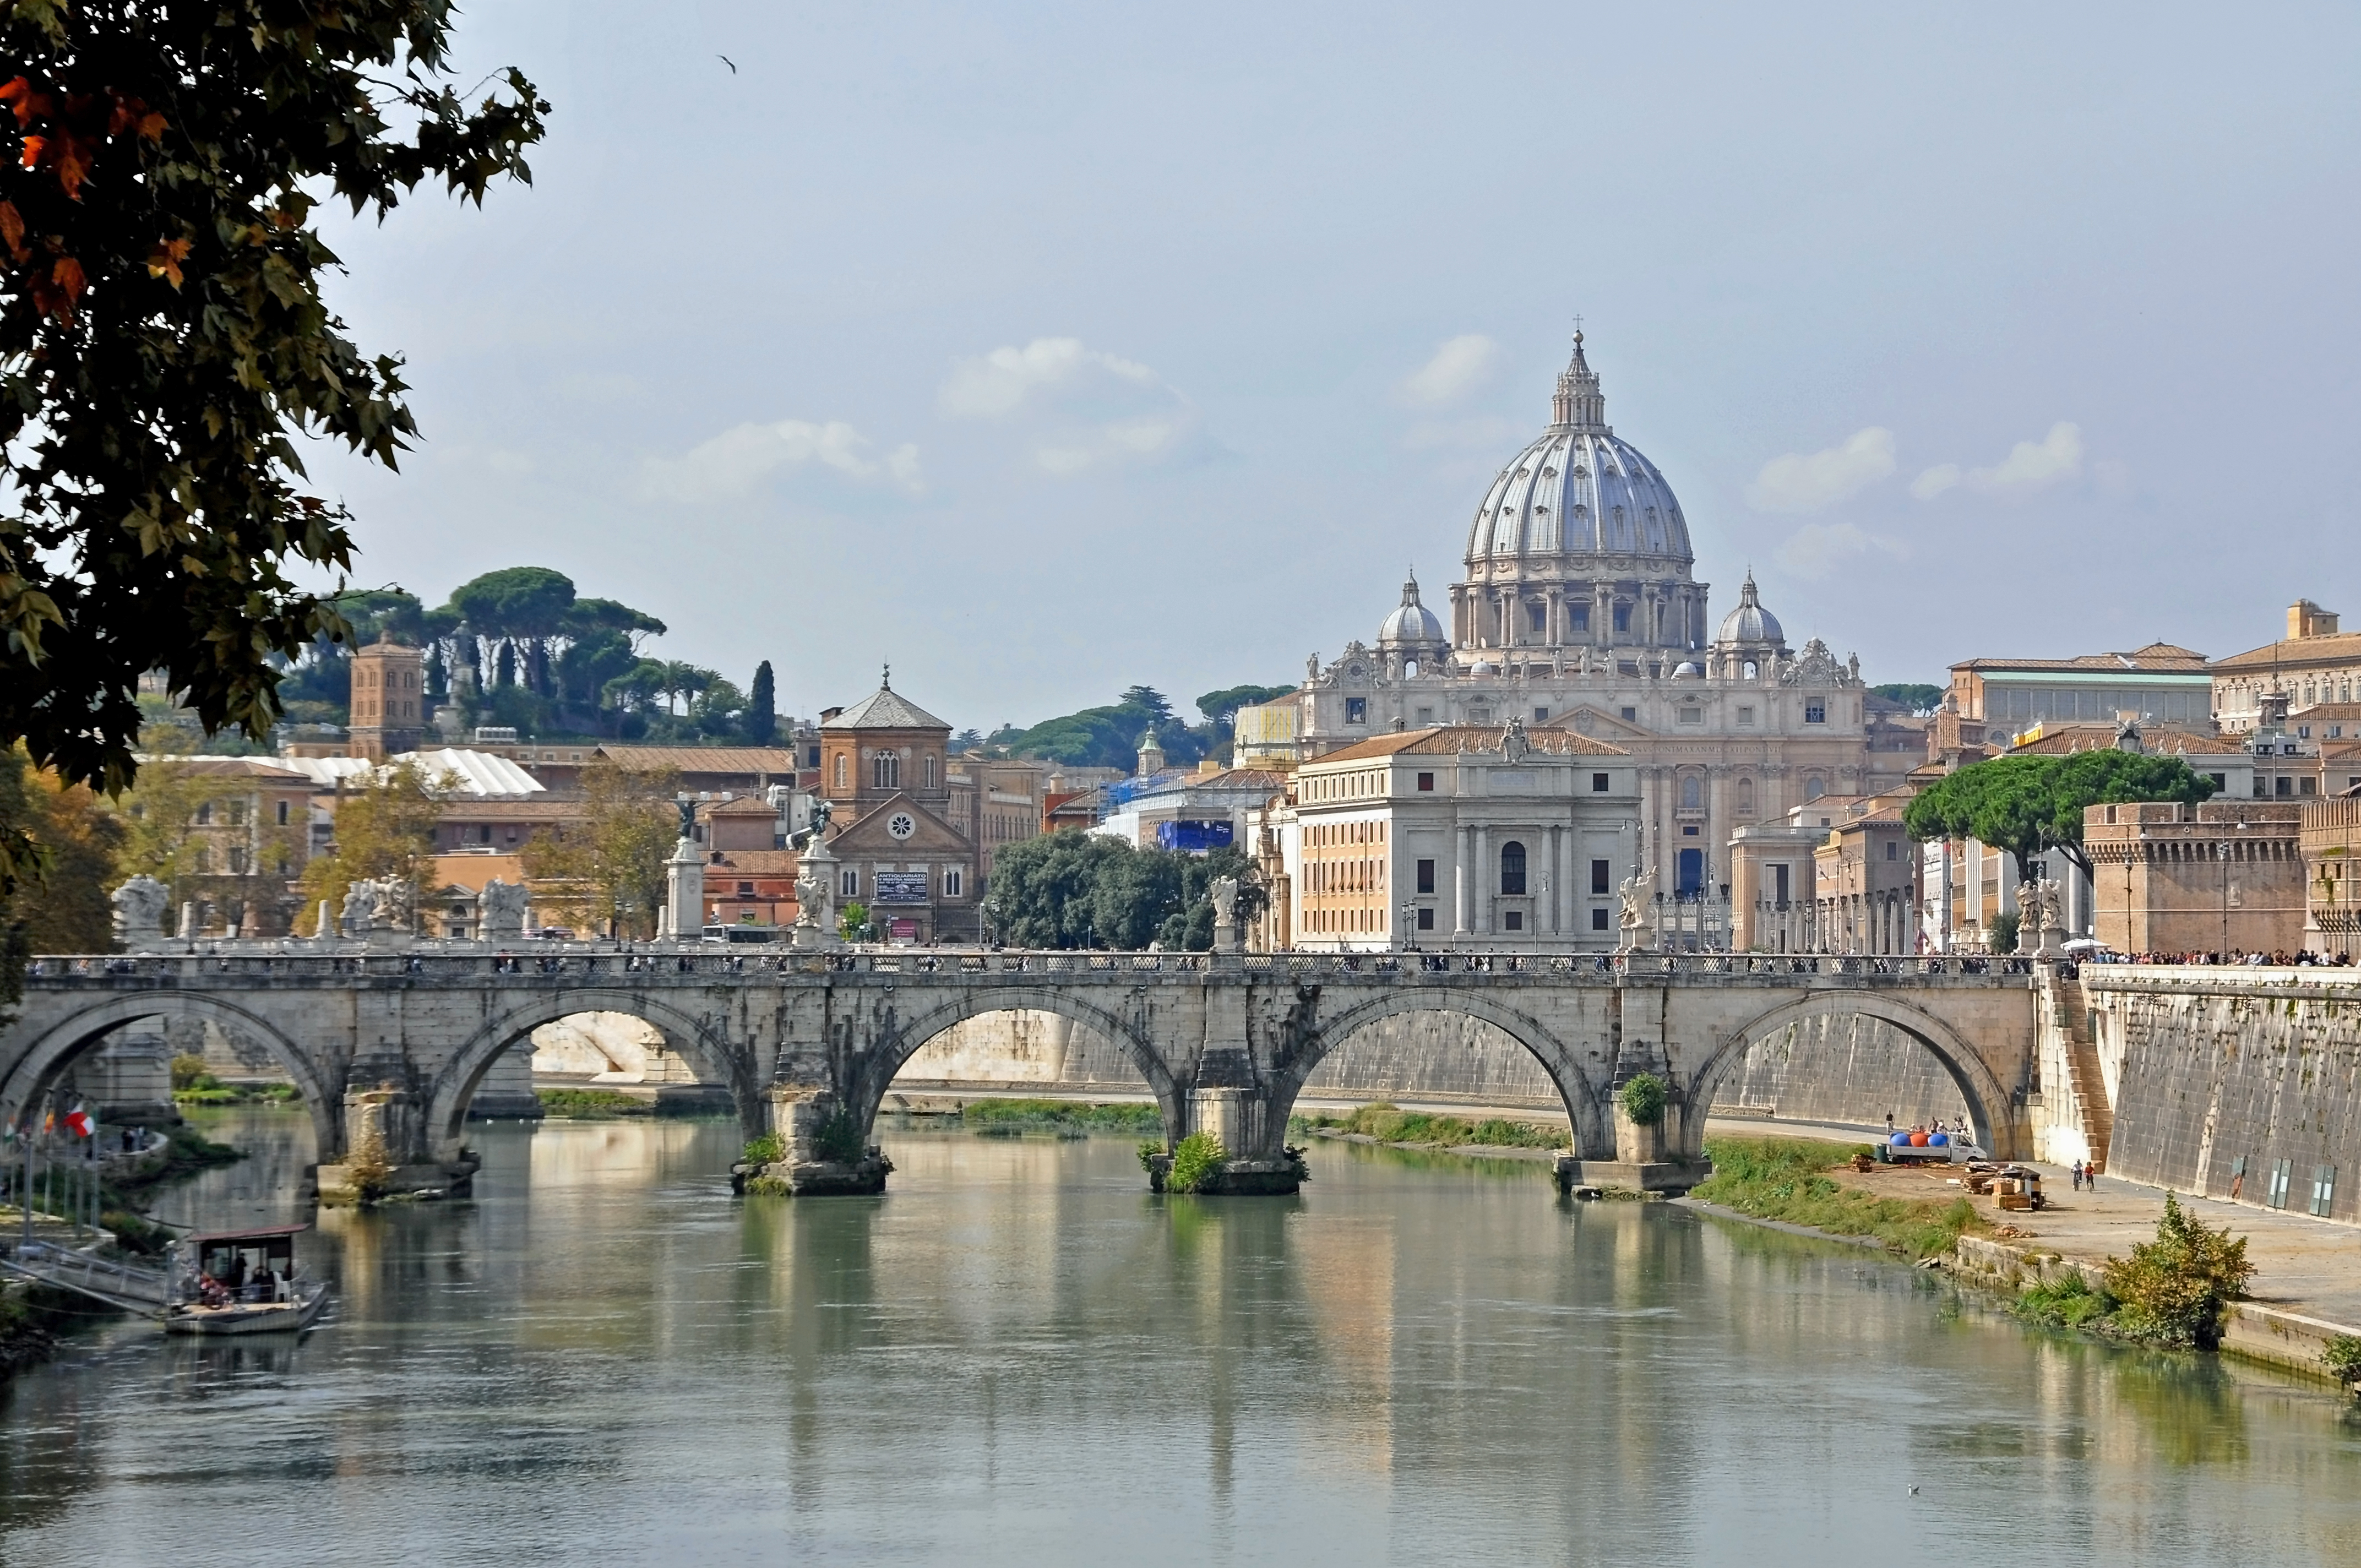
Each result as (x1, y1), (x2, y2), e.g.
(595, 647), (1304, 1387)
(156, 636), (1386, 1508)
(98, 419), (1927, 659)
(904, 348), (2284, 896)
(1463, 334), (1694, 573)
(1715, 571), (1785, 649)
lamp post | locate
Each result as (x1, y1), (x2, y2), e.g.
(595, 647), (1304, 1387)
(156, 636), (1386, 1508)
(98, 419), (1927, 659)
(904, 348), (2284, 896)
(1400, 901), (1417, 954)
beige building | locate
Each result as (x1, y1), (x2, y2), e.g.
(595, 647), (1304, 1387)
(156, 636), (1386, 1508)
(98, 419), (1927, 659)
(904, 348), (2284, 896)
(945, 753), (1047, 880)
(1247, 721), (1636, 952)
(2212, 600), (2361, 736)
(2085, 801), (2305, 957)
(2302, 793), (2361, 959)
(1941, 643), (2212, 741)
(1238, 333), (1893, 911)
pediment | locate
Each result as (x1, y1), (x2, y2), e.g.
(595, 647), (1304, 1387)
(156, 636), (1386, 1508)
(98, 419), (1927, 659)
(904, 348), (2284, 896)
(829, 794), (970, 854)
(1546, 705), (1654, 739)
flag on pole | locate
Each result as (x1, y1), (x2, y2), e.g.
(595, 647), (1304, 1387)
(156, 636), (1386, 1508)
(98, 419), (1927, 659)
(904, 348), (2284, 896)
(63, 1104), (93, 1138)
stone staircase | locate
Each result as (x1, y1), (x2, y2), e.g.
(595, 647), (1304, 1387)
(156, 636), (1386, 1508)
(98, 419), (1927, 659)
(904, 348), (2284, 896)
(2049, 974), (2113, 1166)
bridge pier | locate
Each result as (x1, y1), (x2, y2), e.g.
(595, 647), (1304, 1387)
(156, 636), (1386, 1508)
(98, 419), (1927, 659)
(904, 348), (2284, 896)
(317, 1082), (481, 1206)
(1179, 1086), (1303, 1195)
(735, 1086), (893, 1197)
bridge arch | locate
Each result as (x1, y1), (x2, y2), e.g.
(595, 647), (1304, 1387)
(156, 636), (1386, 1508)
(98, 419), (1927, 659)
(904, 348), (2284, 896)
(0, 992), (339, 1156)
(1689, 991), (2020, 1160)
(1271, 990), (1602, 1157)
(425, 990), (764, 1156)
(850, 987), (1185, 1142)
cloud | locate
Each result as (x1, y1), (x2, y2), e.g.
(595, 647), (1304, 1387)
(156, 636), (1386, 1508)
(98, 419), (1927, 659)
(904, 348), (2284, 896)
(1397, 334), (1502, 408)
(1775, 521), (1907, 581)
(638, 419), (923, 504)
(940, 337), (1206, 476)
(1912, 421), (2085, 502)
(1745, 427), (1896, 513)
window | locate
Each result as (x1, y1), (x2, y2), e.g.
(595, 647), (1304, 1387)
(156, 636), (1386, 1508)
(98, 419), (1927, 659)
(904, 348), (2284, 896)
(1619, 707), (1637, 722)
(1417, 772), (1435, 792)
(737, 881), (754, 897)
(1678, 707), (1701, 725)
(1680, 775), (1702, 809)
(1737, 706), (1754, 726)
(1345, 697), (1368, 725)
(809, 746), (822, 767)
(2209, 773), (2227, 791)
(1417, 907), (1435, 931)
(2268, 1158), (2293, 1210)
(1533, 706), (1549, 722)
(193, 802), (212, 825)
(227, 846), (248, 874)
(1417, 859), (1435, 894)
(873, 752), (900, 790)
(1805, 775), (1827, 801)
(1468, 706), (1491, 725)
(840, 869), (858, 898)
(1591, 907), (1610, 931)
(2275, 776), (2292, 797)
(1415, 707), (1435, 725)
(834, 754), (847, 790)
(1591, 859), (1611, 895)
(943, 868), (964, 897)
(1682, 825), (1698, 837)
(1804, 701), (1826, 724)
(1499, 841), (1526, 895)
(1503, 910), (1524, 931)
(1736, 778), (1754, 815)
(1613, 602), (1630, 634)
(1570, 606), (1589, 633)
(924, 754), (938, 790)
(1527, 603), (1547, 634)
(1885, 841), (1897, 860)
(2312, 1164), (2337, 1218)
(276, 799), (290, 825)
(1592, 772), (1610, 793)
(2301, 777), (2317, 796)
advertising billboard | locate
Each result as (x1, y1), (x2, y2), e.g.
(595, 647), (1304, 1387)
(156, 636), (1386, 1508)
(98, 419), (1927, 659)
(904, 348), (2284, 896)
(1155, 819), (1236, 853)
(872, 872), (929, 903)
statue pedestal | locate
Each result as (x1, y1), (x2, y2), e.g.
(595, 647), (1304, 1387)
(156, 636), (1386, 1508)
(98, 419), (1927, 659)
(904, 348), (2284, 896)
(791, 840), (841, 950)
(661, 839), (704, 940)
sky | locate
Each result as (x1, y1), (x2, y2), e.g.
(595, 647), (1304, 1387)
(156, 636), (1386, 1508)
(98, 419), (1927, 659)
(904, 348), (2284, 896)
(306, 1), (2361, 734)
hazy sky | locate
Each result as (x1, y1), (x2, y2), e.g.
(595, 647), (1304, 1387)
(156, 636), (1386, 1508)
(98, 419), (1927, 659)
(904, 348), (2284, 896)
(309, 2), (2361, 732)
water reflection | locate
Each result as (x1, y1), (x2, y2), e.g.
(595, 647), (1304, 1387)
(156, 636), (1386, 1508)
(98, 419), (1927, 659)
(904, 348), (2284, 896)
(1, 1111), (2358, 1567)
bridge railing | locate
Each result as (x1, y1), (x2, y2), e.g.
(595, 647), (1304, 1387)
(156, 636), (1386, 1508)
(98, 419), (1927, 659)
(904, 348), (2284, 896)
(19, 949), (2042, 984)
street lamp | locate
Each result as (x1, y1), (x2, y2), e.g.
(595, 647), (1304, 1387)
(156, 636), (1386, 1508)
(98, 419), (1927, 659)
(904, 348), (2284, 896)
(1400, 901), (1417, 953)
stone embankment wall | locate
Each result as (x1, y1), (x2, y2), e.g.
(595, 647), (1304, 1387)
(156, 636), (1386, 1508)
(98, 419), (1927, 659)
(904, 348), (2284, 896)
(1710, 1014), (1970, 1133)
(2090, 970), (2361, 1224)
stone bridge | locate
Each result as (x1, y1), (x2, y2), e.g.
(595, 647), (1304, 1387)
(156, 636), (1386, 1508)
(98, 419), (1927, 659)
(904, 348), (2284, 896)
(0, 949), (2042, 1196)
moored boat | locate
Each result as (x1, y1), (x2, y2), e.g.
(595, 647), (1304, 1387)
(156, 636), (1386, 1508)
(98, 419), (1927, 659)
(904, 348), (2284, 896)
(162, 1224), (329, 1336)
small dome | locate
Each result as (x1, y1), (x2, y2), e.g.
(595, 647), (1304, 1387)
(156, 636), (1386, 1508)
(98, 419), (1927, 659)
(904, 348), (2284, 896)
(1379, 571), (1446, 647)
(1674, 660), (1704, 678)
(1716, 571), (1785, 648)
(1470, 658), (1498, 677)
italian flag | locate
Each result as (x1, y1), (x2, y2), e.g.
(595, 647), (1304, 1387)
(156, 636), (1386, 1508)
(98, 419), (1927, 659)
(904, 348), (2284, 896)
(63, 1104), (94, 1138)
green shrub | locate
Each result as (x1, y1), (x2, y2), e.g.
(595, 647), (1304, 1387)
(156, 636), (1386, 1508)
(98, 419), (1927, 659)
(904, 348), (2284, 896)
(168, 1053), (213, 1091)
(534, 1087), (654, 1119)
(1296, 1102), (1566, 1150)
(1618, 1073), (1667, 1127)
(2322, 1335), (2361, 1385)
(961, 1098), (1162, 1133)
(1990, 911), (2020, 955)
(812, 1109), (866, 1164)
(741, 1133), (785, 1167)
(743, 1175), (791, 1196)
(2101, 1193), (2254, 1351)
(1138, 1140), (1165, 1174)
(2013, 1272), (2116, 1330)
(1165, 1131), (1227, 1194)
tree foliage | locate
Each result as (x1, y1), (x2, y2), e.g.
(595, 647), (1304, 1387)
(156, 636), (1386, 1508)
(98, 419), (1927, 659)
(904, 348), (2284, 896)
(1903, 752), (2217, 879)
(2100, 1193), (2255, 1350)
(297, 760), (450, 921)
(745, 660), (777, 745)
(0, 0), (548, 834)
(987, 832), (1261, 950)
(518, 763), (676, 939)
(1195, 684), (1294, 728)
(1869, 683), (1944, 715)
(0, 743), (121, 973)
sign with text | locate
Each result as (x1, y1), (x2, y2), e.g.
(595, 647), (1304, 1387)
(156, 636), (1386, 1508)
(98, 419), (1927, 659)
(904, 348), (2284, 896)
(872, 872), (930, 904)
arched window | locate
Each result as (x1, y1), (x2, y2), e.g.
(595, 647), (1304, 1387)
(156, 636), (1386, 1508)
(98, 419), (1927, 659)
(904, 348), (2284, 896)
(1499, 841), (1527, 895)
(1681, 774), (1702, 809)
(834, 754), (847, 790)
(873, 752), (900, 790)
(1737, 777), (1755, 815)
(1805, 775), (1826, 801)
(923, 753), (938, 789)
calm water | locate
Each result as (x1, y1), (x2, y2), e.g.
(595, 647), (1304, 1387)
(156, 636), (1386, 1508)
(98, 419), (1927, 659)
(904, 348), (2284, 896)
(4, 1107), (2359, 1567)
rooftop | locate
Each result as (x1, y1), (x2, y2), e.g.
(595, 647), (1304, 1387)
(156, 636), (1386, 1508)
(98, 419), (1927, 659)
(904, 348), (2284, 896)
(1312, 725), (1628, 763)
(823, 677), (950, 732)
(1952, 643), (2208, 674)
(2211, 631), (2361, 673)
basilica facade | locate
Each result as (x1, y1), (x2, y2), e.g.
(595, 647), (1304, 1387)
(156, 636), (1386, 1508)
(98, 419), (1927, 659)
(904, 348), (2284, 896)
(1238, 332), (1911, 905)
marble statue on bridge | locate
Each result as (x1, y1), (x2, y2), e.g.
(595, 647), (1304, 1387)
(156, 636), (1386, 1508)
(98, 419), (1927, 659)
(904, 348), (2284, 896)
(480, 879), (529, 940)
(111, 876), (168, 951)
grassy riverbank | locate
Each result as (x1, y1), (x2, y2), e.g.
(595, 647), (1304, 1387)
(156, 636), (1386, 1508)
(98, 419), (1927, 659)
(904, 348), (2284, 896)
(957, 1098), (1162, 1134)
(1689, 1135), (1985, 1259)
(1290, 1103), (1568, 1151)
(534, 1087), (660, 1119)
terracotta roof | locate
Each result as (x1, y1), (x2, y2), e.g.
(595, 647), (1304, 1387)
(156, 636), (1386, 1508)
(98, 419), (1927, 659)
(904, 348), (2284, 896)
(2210, 633), (2361, 672)
(705, 850), (801, 874)
(591, 745), (802, 774)
(2003, 723), (2244, 758)
(1312, 725), (1626, 763)
(823, 684), (950, 731)
(2294, 703), (2361, 720)
(700, 794), (780, 817)
(1952, 643), (2208, 673)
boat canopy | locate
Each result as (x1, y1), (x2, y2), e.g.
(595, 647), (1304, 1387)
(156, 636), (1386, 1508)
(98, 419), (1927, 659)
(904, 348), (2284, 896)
(182, 1223), (309, 1248)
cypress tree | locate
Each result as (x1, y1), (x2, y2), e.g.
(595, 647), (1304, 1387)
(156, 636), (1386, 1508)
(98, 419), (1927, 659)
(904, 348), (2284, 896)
(746, 661), (778, 744)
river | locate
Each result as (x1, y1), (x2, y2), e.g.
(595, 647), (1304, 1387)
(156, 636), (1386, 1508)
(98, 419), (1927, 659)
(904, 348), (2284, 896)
(2, 1106), (2358, 1566)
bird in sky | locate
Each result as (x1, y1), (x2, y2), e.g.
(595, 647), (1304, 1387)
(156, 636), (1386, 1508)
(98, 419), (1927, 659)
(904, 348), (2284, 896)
(717, 55), (737, 73)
